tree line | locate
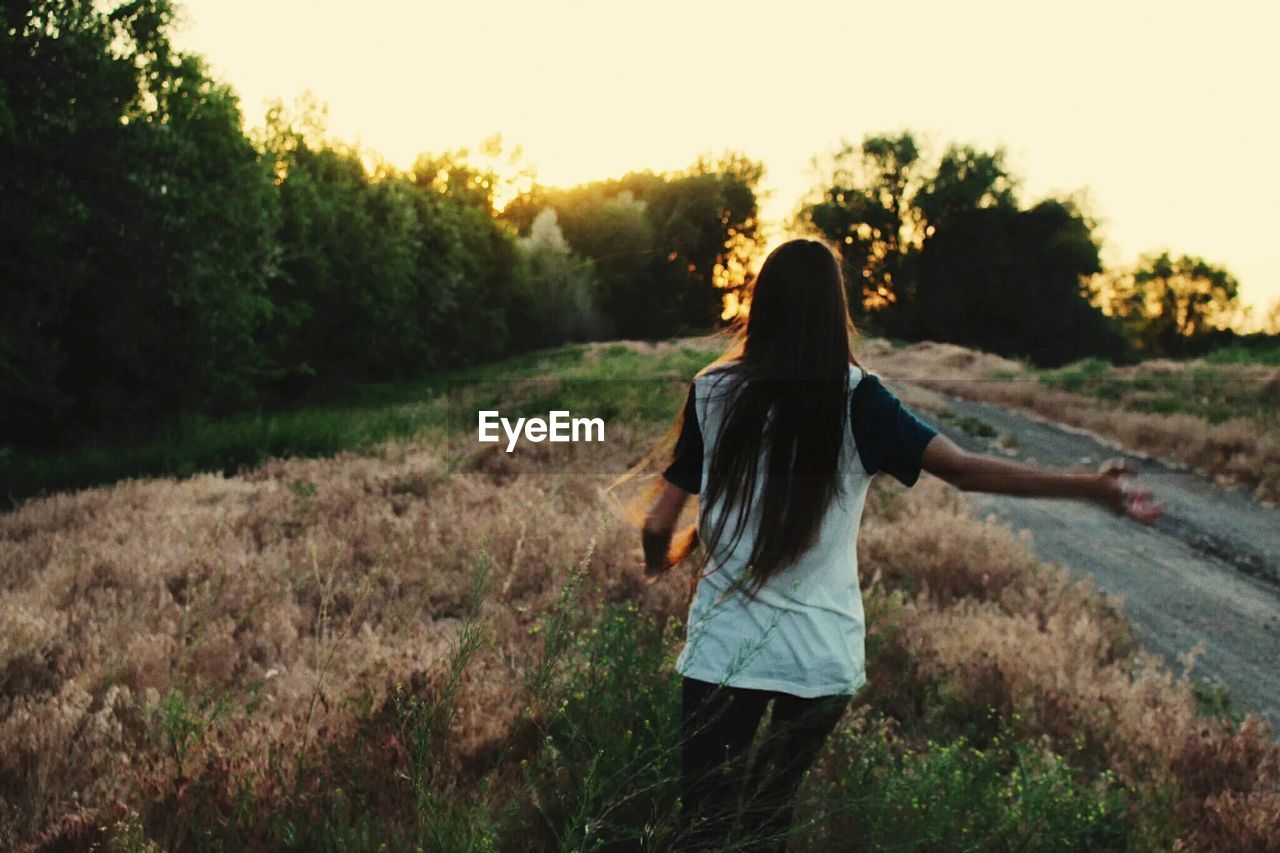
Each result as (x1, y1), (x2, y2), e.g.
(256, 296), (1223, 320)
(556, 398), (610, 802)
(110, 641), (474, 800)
(3, 1), (1273, 452)
(795, 132), (1271, 366)
(0, 1), (761, 449)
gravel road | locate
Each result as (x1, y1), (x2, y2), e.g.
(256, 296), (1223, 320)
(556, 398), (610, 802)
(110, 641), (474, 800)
(901, 383), (1280, 729)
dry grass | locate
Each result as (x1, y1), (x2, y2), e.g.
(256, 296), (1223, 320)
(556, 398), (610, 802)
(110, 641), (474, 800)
(858, 477), (1280, 850)
(861, 339), (1280, 504)
(0, 430), (671, 849)
(1, 349), (1277, 849)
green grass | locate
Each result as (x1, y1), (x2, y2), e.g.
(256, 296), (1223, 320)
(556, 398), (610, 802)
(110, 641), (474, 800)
(803, 727), (1146, 851)
(1, 341), (721, 509)
(1203, 342), (1280, 366)
(933, 410), (999, 439)
(1035, 356), (1278, 425)
(1188, 678), (1240, 723)
(1, 398), (451, 508)
(521, 598), (1162, 851)
(9, 335), (1276, 510)
(1035, 358), (1112, 395)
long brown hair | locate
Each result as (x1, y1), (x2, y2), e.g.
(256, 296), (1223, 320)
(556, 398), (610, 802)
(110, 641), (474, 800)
(696, 238), (861, 596)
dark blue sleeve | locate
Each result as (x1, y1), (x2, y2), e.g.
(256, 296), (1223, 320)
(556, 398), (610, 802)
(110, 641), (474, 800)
(850, 370), (939, 487)
(661, 383), (703, 494)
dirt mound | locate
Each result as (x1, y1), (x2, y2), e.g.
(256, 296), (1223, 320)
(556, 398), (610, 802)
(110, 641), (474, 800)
(862, 340), (1025, 380)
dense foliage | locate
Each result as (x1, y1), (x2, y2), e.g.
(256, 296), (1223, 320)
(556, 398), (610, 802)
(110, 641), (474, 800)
(3, 3), (1274, 467)
(795, 131), (1263, 366)
(1089, 251), (1246, 358)
(1, 0), (280, 444)
(0, 1), (760, 451)
(501, 153), (763, 338)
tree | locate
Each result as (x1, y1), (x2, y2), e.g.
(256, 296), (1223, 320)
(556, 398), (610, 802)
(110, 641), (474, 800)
(251, 94), (527, 384)
(0, 0), (278, 444)
(1095, 252), (1242, 356)
(913, 200), (1128, 365)
(408, 150), (521, 367)
(915, 144), (1018, 239)
(631, 153), (764, 326)
(797, 132), (928, 316)
(509, 208), (605, 349)
(797, 133), (1021, 325)
(568, 189), (661, 337)
(796, 130), (1130, 362)
(798, 132), (1116, 353)
(501, 154), (762, 338)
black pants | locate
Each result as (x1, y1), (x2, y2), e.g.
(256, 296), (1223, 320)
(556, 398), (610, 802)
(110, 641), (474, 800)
(677, 676), (851, 852)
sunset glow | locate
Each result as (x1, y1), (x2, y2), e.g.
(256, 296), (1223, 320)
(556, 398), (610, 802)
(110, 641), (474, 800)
(174, 0), (1280, 319)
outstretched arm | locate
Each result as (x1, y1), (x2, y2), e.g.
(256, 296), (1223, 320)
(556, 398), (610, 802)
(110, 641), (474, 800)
(919, 433), (1166, 523)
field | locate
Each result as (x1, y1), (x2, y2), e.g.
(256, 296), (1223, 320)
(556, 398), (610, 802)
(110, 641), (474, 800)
(2, 338), (1278, 851)
(862, 340), (1280, 504)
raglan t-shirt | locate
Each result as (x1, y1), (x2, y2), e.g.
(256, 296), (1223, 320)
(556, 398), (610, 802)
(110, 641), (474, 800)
(662, 368), (938, 494)
(660, 364), (939, 697)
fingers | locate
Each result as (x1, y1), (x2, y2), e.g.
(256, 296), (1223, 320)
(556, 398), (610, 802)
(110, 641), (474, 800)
(1123, 486), (1153, 502)
(1129, 503), (1166, 524)
(1124, 494), (1167, 524)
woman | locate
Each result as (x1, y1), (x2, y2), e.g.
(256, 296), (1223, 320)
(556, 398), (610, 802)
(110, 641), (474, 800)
(640, 238), (1164, 851)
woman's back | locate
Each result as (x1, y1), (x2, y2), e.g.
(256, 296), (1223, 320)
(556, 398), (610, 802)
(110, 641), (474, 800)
(696, 360), (869, 596)
(670, 361), (927, 697)
(643, 238), (1163, 850)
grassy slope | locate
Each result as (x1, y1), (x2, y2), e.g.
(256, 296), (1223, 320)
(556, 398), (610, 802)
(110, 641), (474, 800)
(7, 335), (1275, 508)
(0, 341), (723, 510)
(1, 339), (1278, 850)
(862, 340), (1280, 504)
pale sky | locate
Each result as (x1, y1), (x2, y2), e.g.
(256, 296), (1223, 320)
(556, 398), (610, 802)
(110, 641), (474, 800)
(173, 0), (1280, 321)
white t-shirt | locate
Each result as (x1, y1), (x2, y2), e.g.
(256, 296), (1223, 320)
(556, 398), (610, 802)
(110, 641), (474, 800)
(663, 361), (937, 698)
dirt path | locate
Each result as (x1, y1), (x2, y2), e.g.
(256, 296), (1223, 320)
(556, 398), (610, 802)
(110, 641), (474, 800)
(898, 382), (1280, 729)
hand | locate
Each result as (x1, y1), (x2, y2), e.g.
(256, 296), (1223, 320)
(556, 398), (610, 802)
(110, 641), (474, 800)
(635, 544), (671, 586)
(643, 555), (672, 585)
(642, 528), (674, 584)
(1095, 458), (1167, 524)
(642, 564), (668, 586)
